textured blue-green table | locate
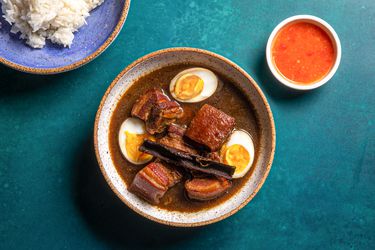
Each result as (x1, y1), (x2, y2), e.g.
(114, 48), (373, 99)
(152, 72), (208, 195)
(1, 1), (374, 249)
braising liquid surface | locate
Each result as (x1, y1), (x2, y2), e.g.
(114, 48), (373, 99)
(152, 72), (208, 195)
(109, 64), (260, 212)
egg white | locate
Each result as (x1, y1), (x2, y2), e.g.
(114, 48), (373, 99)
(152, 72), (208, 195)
(170, 67), (218, 103)
(225, 130), (255, 178)
(118, 117), (153, 165)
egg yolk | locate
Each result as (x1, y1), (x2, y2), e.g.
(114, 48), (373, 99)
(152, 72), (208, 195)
(125, 131), (153, 163)
(222, 144), (250, 172)
(174, 74), (204, 100)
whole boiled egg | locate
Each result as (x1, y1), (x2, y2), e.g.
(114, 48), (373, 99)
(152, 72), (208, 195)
(118, 117), (154, 165)
(220, 130), (255, 178)
(170, 67), (218, 103)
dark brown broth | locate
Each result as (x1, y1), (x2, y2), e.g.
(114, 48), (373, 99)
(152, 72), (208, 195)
(108, 64), (260, 212)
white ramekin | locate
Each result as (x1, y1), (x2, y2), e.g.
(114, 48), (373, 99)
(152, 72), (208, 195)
(266, 15), (342, 91)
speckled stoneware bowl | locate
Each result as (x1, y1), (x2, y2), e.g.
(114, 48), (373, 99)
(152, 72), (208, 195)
(0, 0), (130, 74)
(94, 48), (276, 227)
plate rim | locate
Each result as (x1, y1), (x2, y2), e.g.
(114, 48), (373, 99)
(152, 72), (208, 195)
(0, 0), (131, 75)
(93, 47), (276, 227)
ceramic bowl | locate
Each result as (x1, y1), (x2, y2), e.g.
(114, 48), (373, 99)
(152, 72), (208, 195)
(94, 48), (276, 227)
(266, 15), (341, 91)
(0, 0), (131, 74)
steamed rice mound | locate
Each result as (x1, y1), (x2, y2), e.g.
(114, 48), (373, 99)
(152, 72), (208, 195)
(0, 0), (104, 48)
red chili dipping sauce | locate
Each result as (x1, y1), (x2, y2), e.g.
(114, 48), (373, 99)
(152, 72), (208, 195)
(272, 22), (335, 84)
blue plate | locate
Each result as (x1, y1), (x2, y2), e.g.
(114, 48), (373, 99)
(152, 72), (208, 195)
(0, 0), (130, 74)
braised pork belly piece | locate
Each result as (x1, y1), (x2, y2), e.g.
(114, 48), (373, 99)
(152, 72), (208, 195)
(158, 124), (197, 154)
(166, 123), (185, 138)
(185, 104), (235, 152)
(146, 102), (184, 134)
(129, 162), (182, 204)
(131, 88), (183, 134)
(185, 177), (232, 201)
(131, 88), (168, 120)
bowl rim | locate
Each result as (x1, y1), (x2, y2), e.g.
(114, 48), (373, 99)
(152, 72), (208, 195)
(266, 14), (342, 91)
(0, 0), (131, 75)
(93, 47), (276, 227)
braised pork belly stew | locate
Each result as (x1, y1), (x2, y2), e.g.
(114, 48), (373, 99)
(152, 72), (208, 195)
(109, 64), (260, 212)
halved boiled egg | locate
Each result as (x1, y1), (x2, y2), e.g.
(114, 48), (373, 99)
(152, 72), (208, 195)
(170, 67), (218, 103)
(118, 117), (154, 165)
(220, 130), (255, 178)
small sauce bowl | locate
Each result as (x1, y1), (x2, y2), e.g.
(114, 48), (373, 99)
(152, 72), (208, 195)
(266, 15), (341, 91)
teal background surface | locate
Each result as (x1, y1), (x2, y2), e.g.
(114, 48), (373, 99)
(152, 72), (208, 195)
(1, 0), (374, 249)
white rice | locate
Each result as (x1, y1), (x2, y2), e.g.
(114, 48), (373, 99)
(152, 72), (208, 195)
(0, 0), (104, 48)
